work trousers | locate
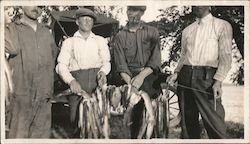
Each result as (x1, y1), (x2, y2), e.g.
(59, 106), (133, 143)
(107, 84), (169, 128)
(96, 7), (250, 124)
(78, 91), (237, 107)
(8, 96), (51, 138)
(177, 65), (228, 139)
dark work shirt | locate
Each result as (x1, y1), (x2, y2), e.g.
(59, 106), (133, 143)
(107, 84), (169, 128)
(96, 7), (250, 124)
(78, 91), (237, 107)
(112, 22), (161, 77)
(5, 20), (57, 99)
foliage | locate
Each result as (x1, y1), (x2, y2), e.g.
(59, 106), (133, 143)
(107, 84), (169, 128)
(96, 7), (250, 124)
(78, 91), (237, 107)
(226, 121), (244, 138)
(149, 6), (244, 84)
(212, 6), (244, 85)
(4, 6), (244, 84)
(212, 6), (244, 58)
(148, 6), (196, 74)
(94, 6), (123, 20)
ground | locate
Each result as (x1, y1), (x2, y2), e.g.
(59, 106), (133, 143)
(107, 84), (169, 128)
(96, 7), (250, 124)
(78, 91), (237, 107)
(51, 84), (244, 139)
(222, 84), (244, 124)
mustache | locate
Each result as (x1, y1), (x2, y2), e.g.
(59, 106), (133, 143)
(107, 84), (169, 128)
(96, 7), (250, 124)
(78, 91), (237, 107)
(127, 17), (140, 23)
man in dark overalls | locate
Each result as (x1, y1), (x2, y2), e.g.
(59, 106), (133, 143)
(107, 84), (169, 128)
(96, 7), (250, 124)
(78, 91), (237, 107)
(167, 6), (232, 139)
(5, 6), (57, 138)
(112, 6), (161, 138)
(56, 8), (111, 137)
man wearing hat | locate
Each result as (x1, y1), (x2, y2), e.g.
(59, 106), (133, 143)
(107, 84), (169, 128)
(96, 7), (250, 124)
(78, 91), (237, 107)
(112, 6), (161, 138)
(56, 8), (111, 137)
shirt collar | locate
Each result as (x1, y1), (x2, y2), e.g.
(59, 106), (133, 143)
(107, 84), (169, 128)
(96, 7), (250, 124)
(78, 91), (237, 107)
(73, 30), (95, 39)
(15, 18), (41, 28)
(196, 13), (213, 25)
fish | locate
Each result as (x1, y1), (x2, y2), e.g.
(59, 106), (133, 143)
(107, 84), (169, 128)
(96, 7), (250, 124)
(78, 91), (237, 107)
(94, 84), (110, 138)
(4, 58), (14, 106)
(157, 100), (164, 137)
(140, 91), (155, 139)
(102, 115), (109, 139)
(137, 109), (147, 138)
(109, 86), (122, 109)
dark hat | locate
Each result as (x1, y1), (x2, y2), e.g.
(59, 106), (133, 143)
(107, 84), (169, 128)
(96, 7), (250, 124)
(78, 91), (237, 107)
(127, 6), (147, 12)
(75, 8), (97, 21)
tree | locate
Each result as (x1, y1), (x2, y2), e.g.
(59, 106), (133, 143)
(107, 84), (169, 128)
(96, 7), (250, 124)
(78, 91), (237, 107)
(149, 6), (244, 85)
(4, 6), (244, 85)
(212, 6), (244, 85)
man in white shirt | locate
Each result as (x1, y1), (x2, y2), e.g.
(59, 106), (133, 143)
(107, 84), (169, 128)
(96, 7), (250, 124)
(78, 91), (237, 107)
(56, 8), (111, 137)
(167, 6), (232, 138)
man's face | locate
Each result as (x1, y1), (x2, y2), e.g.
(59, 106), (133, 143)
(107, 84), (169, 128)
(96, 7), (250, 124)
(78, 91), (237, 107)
(192, 6), (210, 18)
(22, 6), (42, 20)
(76, 16), (94, 32)
(127, 8), (144, 24)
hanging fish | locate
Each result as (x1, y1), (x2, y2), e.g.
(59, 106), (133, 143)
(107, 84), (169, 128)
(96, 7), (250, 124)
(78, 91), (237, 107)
(4, 58), (14, 106)
(139, 91), (155, 139)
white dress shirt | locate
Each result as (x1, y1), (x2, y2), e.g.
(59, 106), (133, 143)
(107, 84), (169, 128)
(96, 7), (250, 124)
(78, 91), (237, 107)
(175, 13), (233, 81)
(56, 31), (111, 84)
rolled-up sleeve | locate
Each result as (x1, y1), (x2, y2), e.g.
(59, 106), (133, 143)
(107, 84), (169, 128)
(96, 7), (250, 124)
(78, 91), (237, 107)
(213, 22), (233, 82)
(56, 39), (75, 84)
(113, 34), (132, 76)
(146, 28), (161, 72)
(99, 38), (111, 75)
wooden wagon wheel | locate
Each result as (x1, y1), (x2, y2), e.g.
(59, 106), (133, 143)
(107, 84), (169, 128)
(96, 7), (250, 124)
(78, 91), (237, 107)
(167, 84), (181, 128)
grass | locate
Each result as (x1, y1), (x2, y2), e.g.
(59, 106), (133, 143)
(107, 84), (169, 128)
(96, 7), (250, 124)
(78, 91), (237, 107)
(225, 121), (244, 138)
(50, 102), (244, 139)
(169, 120), (244, 139)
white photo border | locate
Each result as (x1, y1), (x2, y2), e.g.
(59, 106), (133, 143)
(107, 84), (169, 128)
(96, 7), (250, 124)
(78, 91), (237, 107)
(1, 0), (249, 143)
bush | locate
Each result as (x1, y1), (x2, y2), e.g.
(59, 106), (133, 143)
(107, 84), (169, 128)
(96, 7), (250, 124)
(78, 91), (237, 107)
(226, 121), (244, 138)
(200, 120), (244, 139)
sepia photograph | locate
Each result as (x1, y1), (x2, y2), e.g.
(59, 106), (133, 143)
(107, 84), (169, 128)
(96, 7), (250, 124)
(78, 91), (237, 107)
(1, 0), (249, 143)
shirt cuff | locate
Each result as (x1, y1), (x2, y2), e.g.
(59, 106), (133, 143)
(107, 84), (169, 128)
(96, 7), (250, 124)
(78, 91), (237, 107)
(174, 63), (183, 73)
(55, 64), (75, 85)
(65, 76), (75, 85)
(146, 63), (161, 73)
(213, 73), (226, 82)
(99, 63), (111, 75)
(116, 65), (132, 77)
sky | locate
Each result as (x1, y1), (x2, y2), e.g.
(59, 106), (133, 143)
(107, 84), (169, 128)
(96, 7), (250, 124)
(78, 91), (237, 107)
(141, 4), (167, 22)
(117, 4), (169, 26)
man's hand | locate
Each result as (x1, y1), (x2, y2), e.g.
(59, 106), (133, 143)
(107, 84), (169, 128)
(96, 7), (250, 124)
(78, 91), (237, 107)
(166, 73), (178, 86)
(212, 80), (222, 98)
(97, 71), (107, 87)
(120, 72), (132, 85)
(70, 79), (82, 94)
(131, 67), (153, 89)
(131, 74), (145, 90)
(129, 90), (142, 106)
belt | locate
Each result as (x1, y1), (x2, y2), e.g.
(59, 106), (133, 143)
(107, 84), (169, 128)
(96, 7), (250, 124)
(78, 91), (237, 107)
(129, 67), (144, 72)
(183, 65), (217, 80)
(183, 65), (216, 70)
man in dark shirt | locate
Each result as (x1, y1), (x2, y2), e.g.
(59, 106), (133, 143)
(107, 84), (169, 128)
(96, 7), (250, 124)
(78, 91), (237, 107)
(5, 6), (57, 138)
(112, 6), (161, 138)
